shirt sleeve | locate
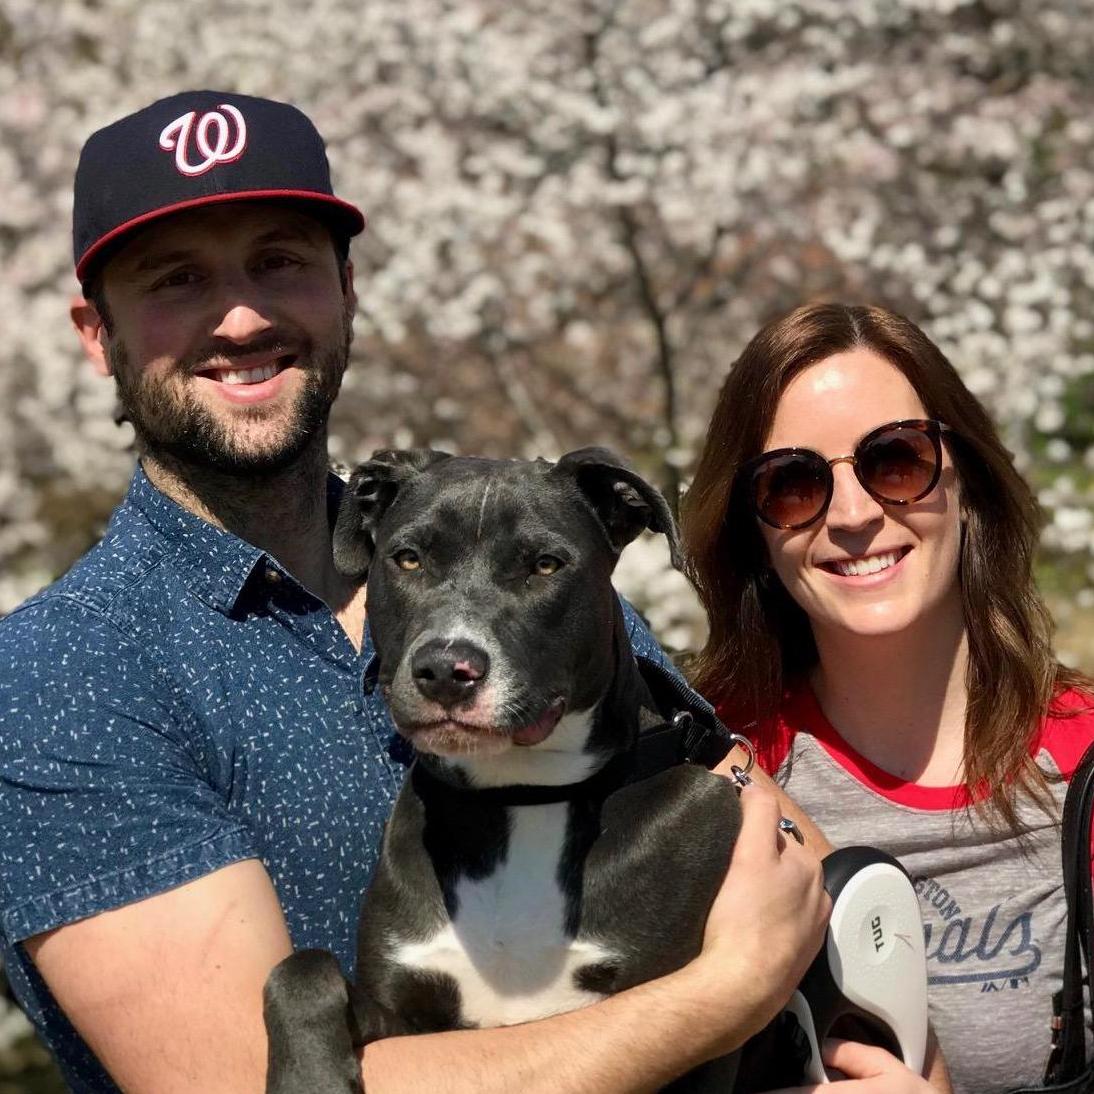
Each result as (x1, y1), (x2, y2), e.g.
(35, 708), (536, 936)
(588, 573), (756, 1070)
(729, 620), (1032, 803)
(619, 595), (680, 676)
(0, 596), (257, 942)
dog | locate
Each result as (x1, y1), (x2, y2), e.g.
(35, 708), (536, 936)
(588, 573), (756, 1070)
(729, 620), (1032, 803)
(262, 448), (749, 1093)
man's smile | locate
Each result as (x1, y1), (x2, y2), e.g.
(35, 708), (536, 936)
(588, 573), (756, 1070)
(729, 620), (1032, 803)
(190, 350), (303, 404)
(200, 360), (282, 386)
(194, 348), (299, 384)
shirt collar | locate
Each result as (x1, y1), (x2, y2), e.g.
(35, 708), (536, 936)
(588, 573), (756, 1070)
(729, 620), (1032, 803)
(122, 466), (265, 611)
(122, 464), (348, 615)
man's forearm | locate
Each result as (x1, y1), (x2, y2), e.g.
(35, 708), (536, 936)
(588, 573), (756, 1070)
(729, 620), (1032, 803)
(361, 958), (766, 1094)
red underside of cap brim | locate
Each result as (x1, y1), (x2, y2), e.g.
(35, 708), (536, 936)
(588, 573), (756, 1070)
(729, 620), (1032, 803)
(75, 189), (367, 281)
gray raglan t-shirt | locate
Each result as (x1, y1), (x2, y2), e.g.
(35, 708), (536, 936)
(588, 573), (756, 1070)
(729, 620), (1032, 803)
(752, 684), (1094, 1094)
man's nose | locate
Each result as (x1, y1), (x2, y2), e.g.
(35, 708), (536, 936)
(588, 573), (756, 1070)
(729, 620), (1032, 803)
(210, 279), (275, 344)
(825, 462), (885, 532)
(411, 638), (490, 707)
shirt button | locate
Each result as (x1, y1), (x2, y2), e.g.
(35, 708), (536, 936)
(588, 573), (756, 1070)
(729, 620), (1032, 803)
(265, 565), (282, 585)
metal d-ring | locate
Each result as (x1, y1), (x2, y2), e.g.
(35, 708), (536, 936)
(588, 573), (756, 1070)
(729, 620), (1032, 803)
(672, 710), (694, 732)
(727, 732), (756, 787)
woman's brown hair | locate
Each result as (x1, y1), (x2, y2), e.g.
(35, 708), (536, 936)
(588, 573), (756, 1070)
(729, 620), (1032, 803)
(682, 302), (1089, 831)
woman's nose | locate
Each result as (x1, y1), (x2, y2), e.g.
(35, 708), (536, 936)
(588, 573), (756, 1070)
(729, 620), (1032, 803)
(825, 461), (885, 532)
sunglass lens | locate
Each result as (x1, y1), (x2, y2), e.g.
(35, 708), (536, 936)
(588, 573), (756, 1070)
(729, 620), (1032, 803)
(753, 453), (829, 528)
(858, 425), (938, 503)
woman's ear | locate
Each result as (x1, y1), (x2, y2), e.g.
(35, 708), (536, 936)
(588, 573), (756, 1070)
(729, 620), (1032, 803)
(70, 296), (111, 377)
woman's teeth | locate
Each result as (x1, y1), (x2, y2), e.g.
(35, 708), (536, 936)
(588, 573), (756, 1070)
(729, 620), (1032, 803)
(218, 362), (279, 386)
(832, 550), (901, 577)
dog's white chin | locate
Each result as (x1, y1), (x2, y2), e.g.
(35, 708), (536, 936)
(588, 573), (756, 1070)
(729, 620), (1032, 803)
(409, 724), (514, 758)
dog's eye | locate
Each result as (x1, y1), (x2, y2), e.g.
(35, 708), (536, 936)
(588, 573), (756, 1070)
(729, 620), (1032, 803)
(393, 549), (421, 572)
(532, 554), (564, 576)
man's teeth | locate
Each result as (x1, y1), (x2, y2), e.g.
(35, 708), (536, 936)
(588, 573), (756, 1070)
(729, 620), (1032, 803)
(217, 363), (279, 386)
(833, 550), (901, 577)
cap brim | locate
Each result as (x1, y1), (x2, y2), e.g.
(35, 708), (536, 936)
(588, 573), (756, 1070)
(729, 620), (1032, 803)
(75, 189), (366, 282)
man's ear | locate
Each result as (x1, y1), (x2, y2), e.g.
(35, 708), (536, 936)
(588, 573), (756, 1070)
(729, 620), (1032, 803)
(333, 448), (452, 579)
(70, 296), (111, 377)
(551, 447), (682, 569)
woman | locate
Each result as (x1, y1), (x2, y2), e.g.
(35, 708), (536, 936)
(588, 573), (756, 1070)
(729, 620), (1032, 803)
(681, 302), (1094, 1094)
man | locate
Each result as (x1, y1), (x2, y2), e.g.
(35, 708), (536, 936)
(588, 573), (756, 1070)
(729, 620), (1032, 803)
(0, 91), (831, 1093)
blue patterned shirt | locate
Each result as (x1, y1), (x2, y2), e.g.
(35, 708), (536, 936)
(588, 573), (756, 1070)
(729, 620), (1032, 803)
(0, 466), (672, 1092)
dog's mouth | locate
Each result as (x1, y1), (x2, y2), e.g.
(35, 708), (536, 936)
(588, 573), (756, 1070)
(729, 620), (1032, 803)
(399, 698), (567, 756)
(510, 698), (567, 746)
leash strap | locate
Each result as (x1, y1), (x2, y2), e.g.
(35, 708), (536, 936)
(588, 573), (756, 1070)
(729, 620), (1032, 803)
(627, 655), (737, 777)
(1044, 739), (1094, 1086)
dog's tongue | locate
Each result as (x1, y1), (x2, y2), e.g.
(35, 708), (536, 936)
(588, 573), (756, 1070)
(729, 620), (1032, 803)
(511, 700), (565, 747)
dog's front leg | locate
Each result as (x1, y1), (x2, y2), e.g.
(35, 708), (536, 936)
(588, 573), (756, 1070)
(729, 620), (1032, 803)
(263, 948), (363, 1094)
(264, 949), (419, 1093)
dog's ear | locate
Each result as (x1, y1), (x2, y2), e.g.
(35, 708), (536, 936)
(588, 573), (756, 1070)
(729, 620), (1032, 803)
(552, 447), (681, 569)
(333, 449), (452, 578)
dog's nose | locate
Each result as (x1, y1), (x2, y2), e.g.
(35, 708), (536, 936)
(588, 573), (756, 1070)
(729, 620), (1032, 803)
(411, 639), (490, 706)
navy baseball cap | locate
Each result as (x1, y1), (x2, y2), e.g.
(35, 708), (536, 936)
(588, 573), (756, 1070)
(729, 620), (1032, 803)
(73, 90), (366, 282)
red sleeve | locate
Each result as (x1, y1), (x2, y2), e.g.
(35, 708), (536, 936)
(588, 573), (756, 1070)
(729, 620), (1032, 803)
(1035, 688), (1094, 780)
(1036, 689), (1094, 881)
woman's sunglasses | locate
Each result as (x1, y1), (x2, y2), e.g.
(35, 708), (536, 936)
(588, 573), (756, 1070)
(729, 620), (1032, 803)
(742, 418), (954, 530)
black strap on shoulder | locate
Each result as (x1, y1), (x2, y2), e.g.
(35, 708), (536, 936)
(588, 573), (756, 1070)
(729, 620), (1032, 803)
(626, 654), (736, 780)
(1044, 739), (1094, 1084)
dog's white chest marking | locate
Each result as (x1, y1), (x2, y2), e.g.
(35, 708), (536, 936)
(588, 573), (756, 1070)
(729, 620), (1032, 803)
(393, 803), (615, 1026)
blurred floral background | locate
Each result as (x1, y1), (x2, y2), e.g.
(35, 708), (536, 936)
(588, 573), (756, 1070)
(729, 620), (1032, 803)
(4, 0), (1094, 1086)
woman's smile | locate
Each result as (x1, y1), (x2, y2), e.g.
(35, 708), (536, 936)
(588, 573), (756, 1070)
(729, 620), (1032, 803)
(816, 545), (912, 582)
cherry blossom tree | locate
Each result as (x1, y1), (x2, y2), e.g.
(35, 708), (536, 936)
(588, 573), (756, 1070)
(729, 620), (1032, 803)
(3, 0), (1094, 1063)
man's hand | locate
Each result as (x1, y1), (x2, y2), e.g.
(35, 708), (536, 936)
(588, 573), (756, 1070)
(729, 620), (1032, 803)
(691, 782), (832, 1055)
(712, 745), (833, 854)
(770, 1039), (953, 1093)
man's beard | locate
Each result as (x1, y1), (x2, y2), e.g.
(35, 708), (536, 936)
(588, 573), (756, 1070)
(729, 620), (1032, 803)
(109, 314), (352, 476)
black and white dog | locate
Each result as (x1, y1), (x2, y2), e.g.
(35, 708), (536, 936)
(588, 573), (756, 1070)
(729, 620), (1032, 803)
(263, 448), (750, 1092)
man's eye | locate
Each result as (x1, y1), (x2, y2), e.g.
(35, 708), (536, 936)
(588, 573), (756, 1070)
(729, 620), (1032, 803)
(532, 555), (564, 576)
(257, 253), (302, 272)
(393, 549), (421, 572)
(152, 270), (200, 290)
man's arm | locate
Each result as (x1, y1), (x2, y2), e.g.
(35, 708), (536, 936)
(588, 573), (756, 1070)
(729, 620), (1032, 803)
(28, 784), (829, 1094)
(26, 859), (293, 1094)
(1, 601), (284, 1092)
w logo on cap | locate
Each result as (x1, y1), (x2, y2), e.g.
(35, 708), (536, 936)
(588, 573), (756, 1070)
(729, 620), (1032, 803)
(74, 91), (365, 281)
(158, 105), (248, 177)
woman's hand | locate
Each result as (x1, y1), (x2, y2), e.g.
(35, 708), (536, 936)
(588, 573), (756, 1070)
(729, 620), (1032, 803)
(693, 782), (831, 1053)
(770, 1038), (953, 1093)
